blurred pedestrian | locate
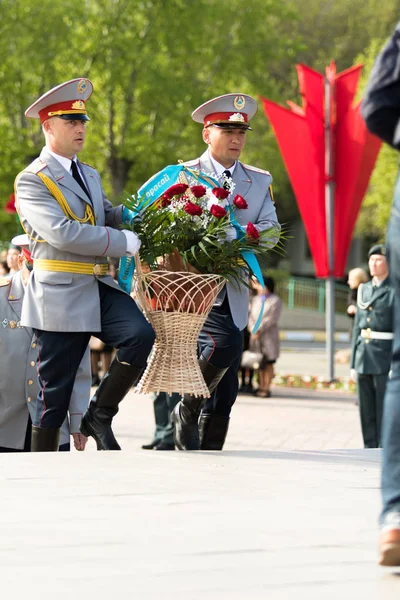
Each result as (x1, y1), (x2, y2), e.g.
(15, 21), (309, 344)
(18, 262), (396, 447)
(6, 243), (20, 276)
(0, 235), (90, 452)
(0, 260), (9, 277)
(142, 392), (180, 451)
(350, 245), (394, 449)
(248, 275), (282, 398)
(362, 22), (400, 565)
(347, 267), (369, 324)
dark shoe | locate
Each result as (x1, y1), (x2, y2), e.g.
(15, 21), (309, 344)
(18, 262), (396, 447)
(141, 440), (159, 450)
(31, 426), (61, 452)
(199, 414), (230, 450)
(255, 389), (271, 398)
(172, 358), (229, 451)
(379, 513), (400, 566)
(80, 406), (121, 450)
(155, 441), (175, 450)
(171, 403), (200, 450)
(80, 358), (145, 451)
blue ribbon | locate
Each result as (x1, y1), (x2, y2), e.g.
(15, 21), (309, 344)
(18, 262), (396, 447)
(228, 206), (264, 334)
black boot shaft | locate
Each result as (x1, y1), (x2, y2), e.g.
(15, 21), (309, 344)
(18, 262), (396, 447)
(199, 414), (230, 450)
(80, 358), (145, 450)
(173, 358), (229, 451)
(31, 426), (61, 452)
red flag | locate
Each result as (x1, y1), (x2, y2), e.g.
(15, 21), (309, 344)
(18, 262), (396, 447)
(5, 193), (16, 214)
(262, 63), (381, 278)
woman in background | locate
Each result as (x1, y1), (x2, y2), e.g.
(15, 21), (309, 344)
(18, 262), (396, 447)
(248, 276), (282, 398)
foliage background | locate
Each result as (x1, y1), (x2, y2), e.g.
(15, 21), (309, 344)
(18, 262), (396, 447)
(0, 0), (399, 250)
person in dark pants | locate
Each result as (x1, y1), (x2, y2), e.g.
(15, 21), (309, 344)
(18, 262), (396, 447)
(362, 22), (400, 565)
(15, 78), (155, 452)
(0, 235), (91, 452)
(350, 245), (394, 448)
(142, 392), (181, 450)
(170, 93), (280, 451)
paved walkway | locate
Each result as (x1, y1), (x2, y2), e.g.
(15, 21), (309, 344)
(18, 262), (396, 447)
(1, 385), (400, 598)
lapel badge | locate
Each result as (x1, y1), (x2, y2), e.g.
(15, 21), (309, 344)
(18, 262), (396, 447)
(77, 79), (88, 94)
(234, 96), (245, 110)
(9, 320), (17, 329)
(2, 319), (8, 328)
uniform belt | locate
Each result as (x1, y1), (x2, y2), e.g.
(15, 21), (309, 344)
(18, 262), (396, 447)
(34, 259), (108, 276)
(361, 328), (394, 340)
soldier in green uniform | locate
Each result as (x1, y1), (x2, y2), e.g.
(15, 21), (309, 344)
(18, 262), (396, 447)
(350, 245), (394, 448)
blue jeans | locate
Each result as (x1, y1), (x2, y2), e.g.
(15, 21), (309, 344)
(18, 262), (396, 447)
(381, 175), (400, 521)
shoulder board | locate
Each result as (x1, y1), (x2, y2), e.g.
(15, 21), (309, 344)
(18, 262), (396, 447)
(25, 159), (47, 175)
(0, 277), (11, 287)
(242, 163), (271, 176)
(80, 161), (97, 171)
(183, 158), (200, 168)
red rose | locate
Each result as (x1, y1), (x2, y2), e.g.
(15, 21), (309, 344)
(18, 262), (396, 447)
(190, 185), (206, 198)
(233, 194), (248, 209)
(165, 183), (189, 197)
(210, 204), (228, 218)
(184, 201), (203, 216)
(159, 193), (172, 208)
(212, 187), (230, 200)
(246, 222), (260, 240)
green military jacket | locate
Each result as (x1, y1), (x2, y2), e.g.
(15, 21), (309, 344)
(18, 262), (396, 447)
(350, 278), (395, 374)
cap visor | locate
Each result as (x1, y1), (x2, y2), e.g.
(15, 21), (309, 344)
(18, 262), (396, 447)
(58, 114), (90, 121)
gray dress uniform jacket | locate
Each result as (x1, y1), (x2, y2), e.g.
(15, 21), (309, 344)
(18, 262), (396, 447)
(0, 271), (91, 449)
(350, 279), (395, 374)
(184, 150), (280, 331)
(15, 148), (129, 332)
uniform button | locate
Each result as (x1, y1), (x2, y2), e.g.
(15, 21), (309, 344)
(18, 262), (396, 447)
(365, 340), (369, 344)
(31, 343), (36, 348)
(27, 397), (31, 402)
(367, 318), (371, 323)
(368, 306), (373, 311)
(30, 361), (35, 367)
(28, 379), (33, 385)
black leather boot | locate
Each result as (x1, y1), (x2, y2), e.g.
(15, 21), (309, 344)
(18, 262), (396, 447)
(199, 414), (230, 450)
(31, 426), (61, 452)
(171, 358), (228, 450)
(80, 357), (144, 450)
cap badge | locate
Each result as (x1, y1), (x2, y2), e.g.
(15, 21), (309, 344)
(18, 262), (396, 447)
(233, 96), (245, 110)
(77, 79), (88, 94)
(72, 100), (85, 110)
(229, 113), (245, 122)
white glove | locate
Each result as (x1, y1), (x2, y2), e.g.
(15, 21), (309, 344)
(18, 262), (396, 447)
(122, 230), (141, 256)
(218, 226), (237, 243)
(350, 368), (357, 382)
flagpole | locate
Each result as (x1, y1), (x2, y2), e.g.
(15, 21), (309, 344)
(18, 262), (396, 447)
(324, 73), (335, 382)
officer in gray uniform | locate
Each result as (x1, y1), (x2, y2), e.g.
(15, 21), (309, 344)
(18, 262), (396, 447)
(0, 235), (91, 451)
(350, 244), (394, 448)
(171, 93), (280, 450)
(15, 79), (155, 451)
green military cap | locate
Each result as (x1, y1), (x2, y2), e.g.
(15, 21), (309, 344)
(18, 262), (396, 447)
(368, 244), (386, 258)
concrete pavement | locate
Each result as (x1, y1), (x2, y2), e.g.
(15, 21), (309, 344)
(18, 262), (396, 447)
(1, 385), (400, 599)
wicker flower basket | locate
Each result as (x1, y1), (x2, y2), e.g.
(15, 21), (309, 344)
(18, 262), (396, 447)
(134, 255), (225, 397)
